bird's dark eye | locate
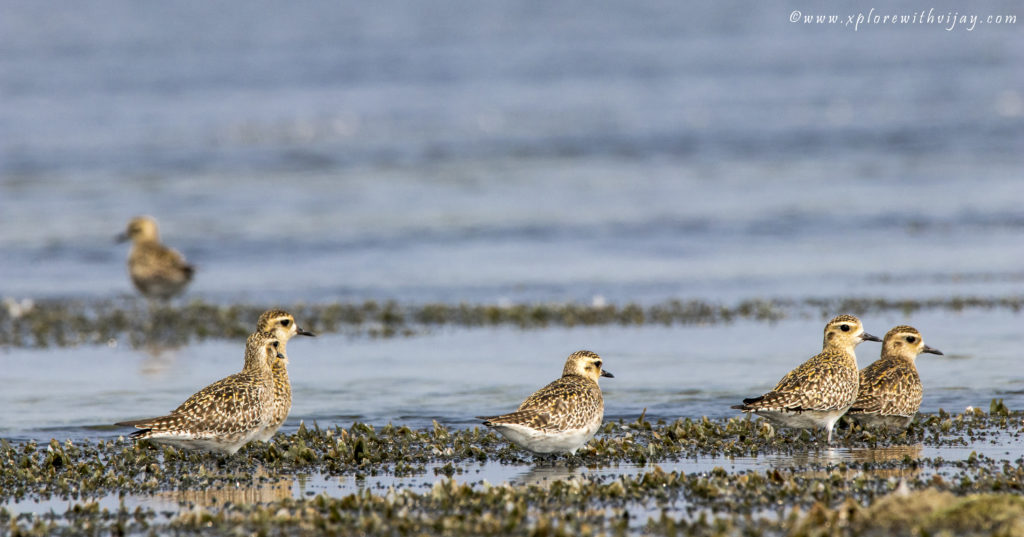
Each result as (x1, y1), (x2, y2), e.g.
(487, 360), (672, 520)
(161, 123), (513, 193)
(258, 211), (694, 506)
(280, 319), (291, 327)
(594, 361), (602, 369)
(840, 324), (851, 332)
(272, 341), (279, 348)
(906, 336), (916, 343)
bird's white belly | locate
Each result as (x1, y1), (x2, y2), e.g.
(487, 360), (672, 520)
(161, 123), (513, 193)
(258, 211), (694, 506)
(143, 431), (253, 455)
(755, 408), (847, 429)
(494, 419), (602, 454)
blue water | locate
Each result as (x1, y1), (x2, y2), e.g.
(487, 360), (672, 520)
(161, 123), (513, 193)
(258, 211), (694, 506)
(0, 2), (1023, 442)
(1, 0), (1022, 304)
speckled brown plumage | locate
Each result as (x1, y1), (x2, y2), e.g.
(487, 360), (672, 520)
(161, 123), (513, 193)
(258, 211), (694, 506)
(249, 310), (315, 442)
(498, 375), (603, 432)
(732, 315), (881, 443)
(478, 350), (613, 454)
(738, 348), (861, 412)
(117, 216), (194, 301)
(116, 333), (279, 454)
(847, 325), (942, 430)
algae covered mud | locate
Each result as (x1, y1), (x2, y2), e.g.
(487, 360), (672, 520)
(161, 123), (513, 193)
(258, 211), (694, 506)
(2, 410), (1023, 536)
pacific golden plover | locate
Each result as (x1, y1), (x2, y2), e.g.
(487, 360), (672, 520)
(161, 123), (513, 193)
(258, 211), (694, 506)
(115, 333), (279, 454)
(732, 314), (881, 443)
(249, 309), (315, 443)
(478, 350), (614, 455)
(846, 325), (942, 430)
(117, 216), (194, 301)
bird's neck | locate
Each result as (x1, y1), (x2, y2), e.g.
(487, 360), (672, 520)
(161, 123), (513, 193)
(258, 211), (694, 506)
(823, 343), (859, 368)
(824, 340), (857, 354)
(242, 350), (272, 373)
(884, 351), (917, 364)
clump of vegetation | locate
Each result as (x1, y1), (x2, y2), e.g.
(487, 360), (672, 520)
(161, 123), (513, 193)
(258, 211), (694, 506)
(2, 295), (1021, 348)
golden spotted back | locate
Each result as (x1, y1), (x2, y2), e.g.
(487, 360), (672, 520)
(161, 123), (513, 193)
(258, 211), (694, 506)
(736, 315), (877, 413)
(505, 375), (604, 431)
(849, 356), (922, 417)
(480, 350), (610, 432)
(849, 325), (940, 419)
(116, 334), (279, 451)
(755, 348), (861, 411)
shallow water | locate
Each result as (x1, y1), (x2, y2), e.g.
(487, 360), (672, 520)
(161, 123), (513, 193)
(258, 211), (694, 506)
(1, 308), (1020, 442)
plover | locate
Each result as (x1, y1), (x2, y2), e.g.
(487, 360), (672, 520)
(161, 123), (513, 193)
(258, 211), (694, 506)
(732, 314), (881, 443)
(249, 309), (315, 443)
(117, 216), (194, 301)
(846, 325), (942, 430)
(478, 350), (613, 455)
(116, 333), (279, 454)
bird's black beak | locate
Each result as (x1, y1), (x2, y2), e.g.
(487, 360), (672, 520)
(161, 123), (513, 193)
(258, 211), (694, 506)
(276, 352), (285, 359)
(297, 327), (316, 337)
(922, 345), (943, 355)
(860, 332), (882, 342)
(115, 232), (130, 243)
(601, 370), (614, 378)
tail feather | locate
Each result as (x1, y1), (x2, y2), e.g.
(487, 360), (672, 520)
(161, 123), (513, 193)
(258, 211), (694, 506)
(477, 411), (529, 425)
(735, 391), (814, 412)
(115, 415), (174, 431)
(731, 395), (765, 411)
(476, 410), (551, 431)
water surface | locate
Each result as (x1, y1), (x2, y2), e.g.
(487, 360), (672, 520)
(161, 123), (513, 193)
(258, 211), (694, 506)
(2, 309), (1019, 442)
(1, 1), (1021, 305)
